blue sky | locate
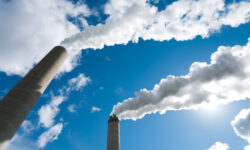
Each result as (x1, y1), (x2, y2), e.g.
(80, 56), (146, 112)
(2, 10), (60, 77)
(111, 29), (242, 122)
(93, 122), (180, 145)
(0, 0), (250, 150)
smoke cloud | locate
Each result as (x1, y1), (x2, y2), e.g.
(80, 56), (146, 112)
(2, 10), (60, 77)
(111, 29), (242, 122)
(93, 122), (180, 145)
(61, 0), (250, 50)
(0, 0), (250, 76)
(111, 38), (250, 120)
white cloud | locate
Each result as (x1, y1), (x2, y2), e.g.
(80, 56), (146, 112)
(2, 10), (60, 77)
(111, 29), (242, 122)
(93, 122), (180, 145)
(38, 95), (66, 128)
(21, 120), (35, 134)
(67, 100), (85, 113)
(7, 134), (36, 150)
(231, 109), (250, 143)
(67, 104), (77, 113)
(111, 38), (250, 120)
(207, 142), (229, 150)
(221, 1), (250, 27)
(245, 145), (250, 150)
(37, 123), (63, 148)
(105, 56), (111, 62)
(68, 73), (91, 91)
(0, 0), (90, 75)
(62, 0), (250, 50)
(91, 106), (101, 113)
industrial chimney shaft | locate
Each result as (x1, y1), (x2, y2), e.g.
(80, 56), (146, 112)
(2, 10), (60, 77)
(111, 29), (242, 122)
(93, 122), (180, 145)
(107, 114), (120, 150)
(0, 46), (68, 150)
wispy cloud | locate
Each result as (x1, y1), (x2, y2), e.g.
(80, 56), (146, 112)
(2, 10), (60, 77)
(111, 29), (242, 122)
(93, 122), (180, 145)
(36, 73), (91, 147)
(112, 38), (250, 120)
(68, 73), (91, 91)
(21, 120), (35, 135)
(38, 95), (66, 128)
(207, 142), (229, 150)
(68, 104), (77, 113)
(37, 123), (63, 148)
(105, 56), (111, 62)
(7, 134), (36, 150)
(91, 106), (101, 113)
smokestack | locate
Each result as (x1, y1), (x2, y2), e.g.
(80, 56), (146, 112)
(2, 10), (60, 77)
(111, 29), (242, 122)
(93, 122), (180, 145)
(107, 114), (120, 150)
(0, 46), (68, 150)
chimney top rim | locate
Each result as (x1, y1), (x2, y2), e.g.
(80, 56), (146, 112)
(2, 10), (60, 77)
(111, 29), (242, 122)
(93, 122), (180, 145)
(108, 114), (119, 123)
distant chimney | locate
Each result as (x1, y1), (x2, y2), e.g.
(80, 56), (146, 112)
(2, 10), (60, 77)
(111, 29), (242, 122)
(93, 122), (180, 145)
(107, 114), (120, 150)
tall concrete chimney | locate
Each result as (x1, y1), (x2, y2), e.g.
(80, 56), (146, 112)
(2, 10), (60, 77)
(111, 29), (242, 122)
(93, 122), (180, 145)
(107, 114), (120, 150)
(0, 46), (68, 150)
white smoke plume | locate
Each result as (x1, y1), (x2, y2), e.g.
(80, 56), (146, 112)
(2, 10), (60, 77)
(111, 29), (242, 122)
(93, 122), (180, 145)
(61, 0), (250, 50)
(111, 38), (250, 120)
(0, 0), (90, 75)
(1, 0), (250, 76)
(245, 145), (250, 150)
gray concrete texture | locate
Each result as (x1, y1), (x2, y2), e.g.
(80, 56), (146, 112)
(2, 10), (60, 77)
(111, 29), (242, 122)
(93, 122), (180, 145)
(0, 46), (68, 150)
(107, 115), (120, 150)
